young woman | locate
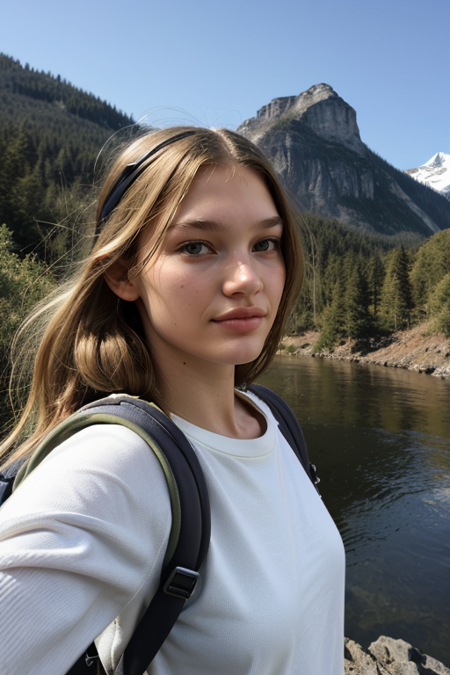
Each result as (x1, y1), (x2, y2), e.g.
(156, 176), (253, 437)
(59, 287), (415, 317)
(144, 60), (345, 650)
(0, 127), (345, 674)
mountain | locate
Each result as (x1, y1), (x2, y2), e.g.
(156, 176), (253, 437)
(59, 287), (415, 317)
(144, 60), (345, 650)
(237, 84), (450, 238)
(0, 54), (136, 253)
(406, 153), (450, 201)
(0, 54), (134, 141)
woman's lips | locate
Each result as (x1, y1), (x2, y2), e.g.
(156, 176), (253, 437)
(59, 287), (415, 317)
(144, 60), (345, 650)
(212, 308), (266, 332)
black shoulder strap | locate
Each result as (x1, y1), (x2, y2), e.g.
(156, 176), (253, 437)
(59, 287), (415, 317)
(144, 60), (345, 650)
(248, 384), (320, 491)
(0, 474), (14, 504)
(74, 396), (211, 675)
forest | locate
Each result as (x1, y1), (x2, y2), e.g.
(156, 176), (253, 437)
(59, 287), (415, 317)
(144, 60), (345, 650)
(0, 53), (135, 255)
(1, 53), (450, 403)
(290, 216), (450, 350)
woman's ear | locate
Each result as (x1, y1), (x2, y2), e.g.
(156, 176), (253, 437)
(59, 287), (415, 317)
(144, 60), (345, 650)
(104, 258), (140, 302)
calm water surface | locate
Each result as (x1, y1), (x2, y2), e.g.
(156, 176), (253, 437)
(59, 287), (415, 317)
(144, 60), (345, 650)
(259, 355), (450, 665)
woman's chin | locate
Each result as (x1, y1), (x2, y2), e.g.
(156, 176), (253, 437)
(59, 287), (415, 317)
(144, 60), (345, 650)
(219, 344), (267, 367)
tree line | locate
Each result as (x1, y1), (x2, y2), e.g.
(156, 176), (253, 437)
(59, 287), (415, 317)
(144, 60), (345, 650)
(1, 54), (134, 135)
(0, 53), (136, 257)
(291, 215), (450, 350)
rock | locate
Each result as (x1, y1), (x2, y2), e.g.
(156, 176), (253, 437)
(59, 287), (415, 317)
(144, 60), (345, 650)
(344, 638), (388, 674)
(343, 637), (450, 675)
(369, 636), (450, 675)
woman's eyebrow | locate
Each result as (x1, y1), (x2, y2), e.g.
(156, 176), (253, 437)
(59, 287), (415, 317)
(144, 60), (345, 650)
(169, 216), (284, 232)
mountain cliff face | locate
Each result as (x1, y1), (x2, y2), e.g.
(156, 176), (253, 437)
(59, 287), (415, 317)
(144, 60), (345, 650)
(237, 84), (450, 237)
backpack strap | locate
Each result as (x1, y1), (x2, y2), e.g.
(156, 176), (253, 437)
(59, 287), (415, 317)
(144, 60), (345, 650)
(10, 395), (210, 675)
(0, 474), (14, 504)
(248, 384), (320, 492)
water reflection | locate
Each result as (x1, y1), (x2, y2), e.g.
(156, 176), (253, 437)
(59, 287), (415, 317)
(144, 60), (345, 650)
(258, 355), (450, 665)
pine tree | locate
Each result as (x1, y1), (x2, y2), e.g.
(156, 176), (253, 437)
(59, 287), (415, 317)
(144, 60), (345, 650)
(315, 278), (347, 351)
(344, 263), (371, 338)
(367, 254), (385, 318)
(410, 229), (450, 317)
(379, 246), (413, 331)
(429, 272), (450, 338)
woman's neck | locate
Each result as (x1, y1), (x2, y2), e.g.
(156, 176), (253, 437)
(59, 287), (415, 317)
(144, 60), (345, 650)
(152, 347), (265, 439)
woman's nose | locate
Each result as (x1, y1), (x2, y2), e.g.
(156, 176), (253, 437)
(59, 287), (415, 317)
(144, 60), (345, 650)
(222, 258), (264, 297)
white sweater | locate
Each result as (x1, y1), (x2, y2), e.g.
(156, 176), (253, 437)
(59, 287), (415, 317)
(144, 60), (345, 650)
(0, 392), (345, 674)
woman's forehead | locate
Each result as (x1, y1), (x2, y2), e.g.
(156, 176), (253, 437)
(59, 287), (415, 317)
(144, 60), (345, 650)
(175, 163), (278, 222)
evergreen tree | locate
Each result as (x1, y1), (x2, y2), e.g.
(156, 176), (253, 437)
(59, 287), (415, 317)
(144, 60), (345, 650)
(314, 278), (347, 351)
(410, 229), (450, 317)
(379, 246), (413, 331)
(344, 262), (371, 338)
(429, 272), (450, 338)
(367, 254), (385, 317)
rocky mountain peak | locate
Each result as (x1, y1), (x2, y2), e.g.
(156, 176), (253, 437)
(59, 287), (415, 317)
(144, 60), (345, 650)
(406, 152), (450, 200)
(256, 84), (337, 121)
(239, 83), (364, 154)
(426, 152), (447, 168)
(256, 95), (297, 121)
(236, 85), (450, 236)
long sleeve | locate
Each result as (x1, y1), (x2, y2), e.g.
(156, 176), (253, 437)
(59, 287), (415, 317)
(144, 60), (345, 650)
(0, 424), (172, 675)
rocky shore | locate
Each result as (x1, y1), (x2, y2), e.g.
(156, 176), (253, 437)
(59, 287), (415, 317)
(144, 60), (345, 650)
(344, 636), (450, 674)
(281, 323), (450, 379)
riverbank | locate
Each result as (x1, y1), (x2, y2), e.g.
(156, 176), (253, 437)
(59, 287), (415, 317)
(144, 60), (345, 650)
(280, 322), (450, 379)
(344, 636), (450, 674)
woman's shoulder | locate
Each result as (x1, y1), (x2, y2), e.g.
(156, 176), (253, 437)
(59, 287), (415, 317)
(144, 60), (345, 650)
(0, 424), (173, 675)
(45, 422), (158, 474)
(0, 423), (172, 532)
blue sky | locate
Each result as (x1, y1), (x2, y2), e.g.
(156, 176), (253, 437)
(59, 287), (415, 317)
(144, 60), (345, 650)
(1, 0), (448, 170)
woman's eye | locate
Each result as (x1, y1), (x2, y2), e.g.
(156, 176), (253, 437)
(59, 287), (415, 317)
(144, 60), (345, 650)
(253, 238), (277, 252)
(182, 242), (210, 256)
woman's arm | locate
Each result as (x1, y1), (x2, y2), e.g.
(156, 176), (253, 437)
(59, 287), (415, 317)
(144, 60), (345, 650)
(0, 424), (171, 675)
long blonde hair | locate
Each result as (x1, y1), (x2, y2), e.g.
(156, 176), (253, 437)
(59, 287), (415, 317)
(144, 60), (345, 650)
(0, 126), (304, 471)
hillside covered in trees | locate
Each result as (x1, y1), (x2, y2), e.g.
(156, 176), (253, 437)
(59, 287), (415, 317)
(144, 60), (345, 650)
(292, 216), (450, 350)
(0, 53), (135, 256)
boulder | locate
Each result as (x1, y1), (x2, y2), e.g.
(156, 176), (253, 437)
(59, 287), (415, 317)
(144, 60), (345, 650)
(344, 637), (450, 675)
(344, 638), (388, 674)
(369, 636), (450, 675)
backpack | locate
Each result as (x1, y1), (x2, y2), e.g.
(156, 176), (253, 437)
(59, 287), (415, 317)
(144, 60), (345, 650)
(0, 384), (319, 675)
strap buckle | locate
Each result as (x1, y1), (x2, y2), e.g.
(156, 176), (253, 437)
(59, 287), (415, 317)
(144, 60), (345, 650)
(163, 566), (199, 599)
(310, 463), (320, 486)
(85, 652), (99, 667)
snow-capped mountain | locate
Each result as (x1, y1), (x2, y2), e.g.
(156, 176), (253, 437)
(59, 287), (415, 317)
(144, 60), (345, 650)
(406, 152), (450, 200)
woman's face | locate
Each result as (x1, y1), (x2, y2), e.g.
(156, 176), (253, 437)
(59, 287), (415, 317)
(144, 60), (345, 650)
(134, 163), (286, 372)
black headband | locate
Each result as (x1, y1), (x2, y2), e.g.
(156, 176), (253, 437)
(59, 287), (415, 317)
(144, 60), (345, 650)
(96, 129), (197, 233)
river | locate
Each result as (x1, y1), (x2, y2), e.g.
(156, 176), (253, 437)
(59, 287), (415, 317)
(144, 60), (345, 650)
(258, 355), (450, 665)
